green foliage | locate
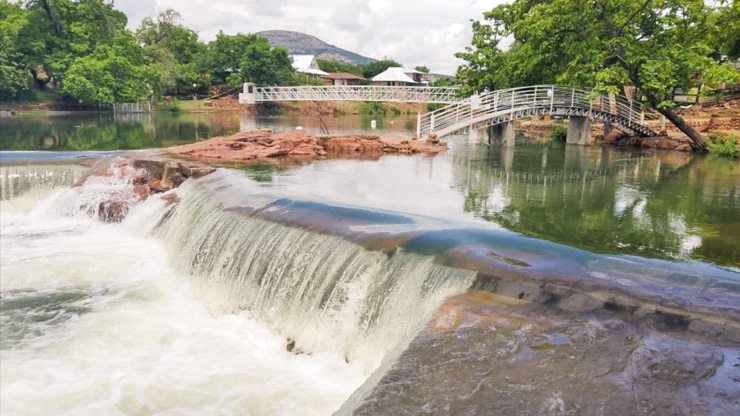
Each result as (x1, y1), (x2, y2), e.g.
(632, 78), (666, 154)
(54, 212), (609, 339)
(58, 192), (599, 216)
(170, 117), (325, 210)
(0, 1), (30, 100)
(353, 102), (386, 115)
(168, 97), (181, 114)
(414, 66), (429, 73)
(426, 103), (445, 112)
(315, 58), (406, 80)
(62, 31), (155, 104)
(389, 106), (401, 116)
(207, 32), (294, 86)
(457, 0), (740, 149)
(135, 9), (204, 97)
(360, 59), (402, 78)
(547, 124), (568, 143)
(706, 132), (740, 157)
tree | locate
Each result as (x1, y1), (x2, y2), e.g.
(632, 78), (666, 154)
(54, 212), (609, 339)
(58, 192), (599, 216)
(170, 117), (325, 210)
(0, 1), (30, 100)
(414, 65), (430, 73)
(62, 31), (156, 104)
(360, 59), (403, 78)
(16, 0), (128, 91)
(135, 9), (204, 96)
(458, 0), (740, 151)
(206, 32), (295, 86)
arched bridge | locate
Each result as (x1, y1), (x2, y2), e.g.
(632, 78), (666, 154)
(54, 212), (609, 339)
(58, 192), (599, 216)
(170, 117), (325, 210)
(417, 85), (658, 140)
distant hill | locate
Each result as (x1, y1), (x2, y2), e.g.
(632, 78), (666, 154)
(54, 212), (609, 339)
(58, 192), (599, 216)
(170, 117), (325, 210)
(256, 30), (376, 65)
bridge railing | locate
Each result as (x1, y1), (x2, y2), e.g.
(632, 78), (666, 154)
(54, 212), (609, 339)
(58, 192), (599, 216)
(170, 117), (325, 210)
(417, 85), (656, 138)
(247, 85), (460, 104)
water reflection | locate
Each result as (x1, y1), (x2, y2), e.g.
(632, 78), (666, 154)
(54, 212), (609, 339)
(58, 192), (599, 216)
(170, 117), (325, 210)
(456, 144), (740, 267)
(1, 112), (418, 152)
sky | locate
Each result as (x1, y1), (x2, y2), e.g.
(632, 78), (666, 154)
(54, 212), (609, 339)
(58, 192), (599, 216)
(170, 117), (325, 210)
(113, 0), (508, 75)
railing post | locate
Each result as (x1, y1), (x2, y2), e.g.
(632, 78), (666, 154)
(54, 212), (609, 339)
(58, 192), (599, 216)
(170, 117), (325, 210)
(417, 112), (421, 139)
(534, 86), (538, 108)
(550, 86), (554, 113)
(628, 99), (632, 124)
(571, 89), (575, 107)
(640, 113), (645, 125)
(430, 113), (436, 133)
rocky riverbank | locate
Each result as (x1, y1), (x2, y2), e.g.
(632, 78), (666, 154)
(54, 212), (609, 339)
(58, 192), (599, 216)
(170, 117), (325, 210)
(168, 128), (446, 165)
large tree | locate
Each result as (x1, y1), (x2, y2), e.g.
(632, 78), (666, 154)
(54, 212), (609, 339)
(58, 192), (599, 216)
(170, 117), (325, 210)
(457, 0), (740, 151)
(136, 9), (204, 96)
(0, 1), (29, 100)
(206, 32), (295, 86)
(62, 31), (156, 104)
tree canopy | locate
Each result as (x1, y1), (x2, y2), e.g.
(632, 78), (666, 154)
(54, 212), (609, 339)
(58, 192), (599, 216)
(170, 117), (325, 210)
(457, 0), (740, 150)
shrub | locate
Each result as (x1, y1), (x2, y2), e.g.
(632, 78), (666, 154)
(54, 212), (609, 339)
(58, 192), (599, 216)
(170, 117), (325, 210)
(389, 106), (401, 116)
(169, 98), (182, 114)
(354, 102), (386, 115)
(547, 124), (568, 142)
(706, 132), (740, 158)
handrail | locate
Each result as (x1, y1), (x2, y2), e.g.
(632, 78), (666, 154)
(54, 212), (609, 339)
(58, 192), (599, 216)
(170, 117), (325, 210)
(417, 85), (658, 138)
(242, 85), (460, 104)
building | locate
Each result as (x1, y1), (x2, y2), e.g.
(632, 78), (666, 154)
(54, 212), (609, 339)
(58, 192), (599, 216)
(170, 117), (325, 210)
(291, 55), (329, 78)
(371, 67), (423, 86)
(323, 72), (366, 86)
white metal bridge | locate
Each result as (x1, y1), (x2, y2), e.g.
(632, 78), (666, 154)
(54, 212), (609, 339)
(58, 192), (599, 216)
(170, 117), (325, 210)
(417, 85), (658, 138)
(239, 83), (459, 104)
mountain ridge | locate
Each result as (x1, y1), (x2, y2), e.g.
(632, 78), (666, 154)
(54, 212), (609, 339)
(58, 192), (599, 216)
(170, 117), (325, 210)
(256, 30), (376, 65)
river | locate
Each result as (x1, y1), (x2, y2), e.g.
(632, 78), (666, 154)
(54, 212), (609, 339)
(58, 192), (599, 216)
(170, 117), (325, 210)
(1, 111), (739, 414)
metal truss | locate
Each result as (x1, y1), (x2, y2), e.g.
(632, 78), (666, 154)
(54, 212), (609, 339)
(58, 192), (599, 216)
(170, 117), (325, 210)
(240, 85), (460, 104)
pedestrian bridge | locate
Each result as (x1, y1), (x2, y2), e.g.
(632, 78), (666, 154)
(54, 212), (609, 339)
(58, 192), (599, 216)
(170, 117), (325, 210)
(239, 82), (459, 104)
(239, 83), (658, 143)
(417, 85), (658, 143)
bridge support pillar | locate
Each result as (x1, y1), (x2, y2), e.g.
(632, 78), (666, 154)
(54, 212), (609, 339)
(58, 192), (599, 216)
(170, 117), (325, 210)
(566, 116), (593, 145)
(489, 121), (516, 147)
(468, 127), (489, 145)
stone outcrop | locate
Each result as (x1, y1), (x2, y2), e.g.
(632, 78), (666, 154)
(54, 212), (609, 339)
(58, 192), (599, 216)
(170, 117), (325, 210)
(168, 129), (447, 165)
(75, 157), (215, 223)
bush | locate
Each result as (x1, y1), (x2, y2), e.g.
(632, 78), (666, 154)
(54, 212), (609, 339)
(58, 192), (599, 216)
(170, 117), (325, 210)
(706, 132), (740, 158)
(389, 106), (401, 116)
(169, 97), (182, 114)
(354, 102), (386, 115)
(547, 124), (568, 142)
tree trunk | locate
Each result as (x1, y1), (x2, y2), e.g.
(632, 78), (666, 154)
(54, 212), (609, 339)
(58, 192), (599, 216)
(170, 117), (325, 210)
(642, 89), (707, 151)
(655, 106), (707, 151)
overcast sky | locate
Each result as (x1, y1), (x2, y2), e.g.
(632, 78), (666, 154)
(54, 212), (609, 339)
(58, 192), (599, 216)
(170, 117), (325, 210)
(113, 0), (508, 75)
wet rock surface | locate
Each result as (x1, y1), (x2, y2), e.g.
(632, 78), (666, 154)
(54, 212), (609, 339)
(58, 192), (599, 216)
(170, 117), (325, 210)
(167, 129), (447, 166)
(345, 291), (740, 415)
(74, 156), (214, 222)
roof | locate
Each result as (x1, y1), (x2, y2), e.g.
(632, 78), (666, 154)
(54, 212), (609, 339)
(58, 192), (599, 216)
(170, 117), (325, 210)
(291, 55), (316, 70)
(371, 67), (417, 83)
(325, 72), (365, 80)
(291, 54), (329, 76)
(297, 67), (330, 76)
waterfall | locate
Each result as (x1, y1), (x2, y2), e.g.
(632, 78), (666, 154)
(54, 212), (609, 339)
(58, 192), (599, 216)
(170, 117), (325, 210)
(149, 177), (476, 371)
(0, 164), (89, 201)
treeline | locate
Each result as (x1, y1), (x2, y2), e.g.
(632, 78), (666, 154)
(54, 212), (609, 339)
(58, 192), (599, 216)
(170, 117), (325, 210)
(0, 0), (411, 105)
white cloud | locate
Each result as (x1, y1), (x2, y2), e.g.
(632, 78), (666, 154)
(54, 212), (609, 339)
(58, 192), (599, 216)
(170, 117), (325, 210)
(115, 0), (509, 74)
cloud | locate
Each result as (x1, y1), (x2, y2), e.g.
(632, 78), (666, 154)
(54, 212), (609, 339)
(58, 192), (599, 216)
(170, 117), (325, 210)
(114, 0), (509, 74)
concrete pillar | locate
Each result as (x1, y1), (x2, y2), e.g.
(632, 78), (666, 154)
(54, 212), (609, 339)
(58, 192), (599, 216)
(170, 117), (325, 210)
(238, 82), (257, 104)
(468, 127), (489, 145)
(566, 116), (593, 145)
(489, 120), (516, 147)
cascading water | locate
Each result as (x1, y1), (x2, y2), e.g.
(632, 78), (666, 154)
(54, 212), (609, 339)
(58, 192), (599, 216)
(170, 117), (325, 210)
(156, 178), (476, 370)
(0, 158), (475, 415)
